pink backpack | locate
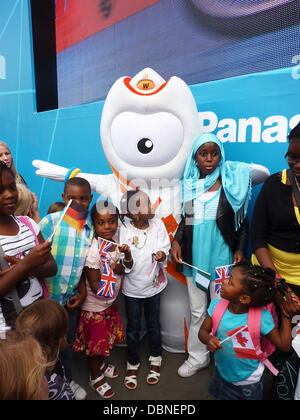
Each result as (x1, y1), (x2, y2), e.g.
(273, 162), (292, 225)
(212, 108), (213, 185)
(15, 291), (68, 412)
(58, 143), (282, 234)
(18, 216), (49, 299)
(211, 299), (279, 375)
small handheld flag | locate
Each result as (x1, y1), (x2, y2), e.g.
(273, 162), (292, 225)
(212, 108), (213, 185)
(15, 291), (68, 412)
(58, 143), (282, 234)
(215, 264), (233, 296)
(227, 325), (258, 359)
(97, 259), (117, 298)
(98, 238), (113, 262)
(62, 200), (88, 234)
(195, 271), (211, 292)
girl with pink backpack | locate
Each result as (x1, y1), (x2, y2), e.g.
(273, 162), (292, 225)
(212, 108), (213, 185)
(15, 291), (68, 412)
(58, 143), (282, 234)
(199, 261), (300, 400)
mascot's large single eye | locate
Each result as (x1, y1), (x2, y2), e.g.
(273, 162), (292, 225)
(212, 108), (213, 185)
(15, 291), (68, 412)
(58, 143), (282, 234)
(111, 112), (184, 167)
(137, 138), (153, 154)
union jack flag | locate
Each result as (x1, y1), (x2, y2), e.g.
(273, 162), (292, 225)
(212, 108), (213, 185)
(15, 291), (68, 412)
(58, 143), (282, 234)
(97, 259), (117, 298)
(98, 238), (113, 262)
(215, 265), (232, 296)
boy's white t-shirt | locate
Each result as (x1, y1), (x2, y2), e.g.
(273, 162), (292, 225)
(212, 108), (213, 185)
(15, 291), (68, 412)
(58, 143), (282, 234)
(119, 217), (170, 298)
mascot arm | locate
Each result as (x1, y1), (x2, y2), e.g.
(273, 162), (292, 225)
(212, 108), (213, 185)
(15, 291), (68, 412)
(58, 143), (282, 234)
(32, 160), (117, 201)
(251, 164), (270, 186)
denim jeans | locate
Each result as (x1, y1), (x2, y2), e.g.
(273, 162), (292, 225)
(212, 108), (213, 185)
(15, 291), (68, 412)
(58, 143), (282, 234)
(59, 307), (78, 382)
(124, 293), (162, 365)
(209, 368), (263, 400)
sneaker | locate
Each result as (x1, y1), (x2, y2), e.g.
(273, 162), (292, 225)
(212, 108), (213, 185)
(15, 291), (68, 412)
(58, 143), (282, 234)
(177, 359), (210, 378)
(69, 380), (87, 400)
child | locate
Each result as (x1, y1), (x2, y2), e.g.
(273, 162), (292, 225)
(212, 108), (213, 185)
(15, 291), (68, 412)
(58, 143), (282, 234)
(73, 200), (127, 399)
(0, 162), (56, 328)
(199, 261), (299, 400)
(0, 330), (49, 400)
(47, 201), (65, 214)
(119, 190), (170, 390)
(15, 299), (75, 400)
(39, 177), (94, 400)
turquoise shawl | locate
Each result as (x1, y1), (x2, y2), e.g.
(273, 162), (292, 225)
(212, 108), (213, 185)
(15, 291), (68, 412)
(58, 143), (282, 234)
(181, 133), (252, 230)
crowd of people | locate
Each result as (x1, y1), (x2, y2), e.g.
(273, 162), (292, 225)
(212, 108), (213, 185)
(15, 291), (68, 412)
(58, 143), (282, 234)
(0, 124), (300, 400)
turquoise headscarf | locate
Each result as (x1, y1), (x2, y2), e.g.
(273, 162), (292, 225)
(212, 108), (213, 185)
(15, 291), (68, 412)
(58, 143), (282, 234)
(181, 133), (252, 230)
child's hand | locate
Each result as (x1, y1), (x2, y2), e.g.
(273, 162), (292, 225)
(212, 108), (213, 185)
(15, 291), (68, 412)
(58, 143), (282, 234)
(111, 262), (125, 275)
(207, 336), (223, 353)
(24, 241), (52, 269)
(67, 293), (85, 310)
(119, 244), (132, 257)
(155, 251), (166, 262)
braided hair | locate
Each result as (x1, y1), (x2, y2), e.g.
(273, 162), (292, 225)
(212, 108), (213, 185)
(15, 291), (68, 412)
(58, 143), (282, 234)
(90, 199), (120, 234)
(235, 261), (288, 307)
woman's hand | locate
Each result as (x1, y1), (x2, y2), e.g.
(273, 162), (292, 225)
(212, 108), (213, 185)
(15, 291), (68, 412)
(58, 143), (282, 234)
(233, 250), (244, 264)
(171, 241), (182, 264)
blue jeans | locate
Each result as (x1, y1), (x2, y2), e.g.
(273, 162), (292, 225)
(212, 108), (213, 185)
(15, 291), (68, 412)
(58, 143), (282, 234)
(125, 293), (162, 365)
(209, 368), (263, 400)
(59, 307), (78, 382)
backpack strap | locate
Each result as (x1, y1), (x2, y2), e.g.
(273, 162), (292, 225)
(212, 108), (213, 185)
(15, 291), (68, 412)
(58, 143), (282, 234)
(248, 306), (279, 376)
(247, 306), (262, 350)
(211, 299), (230, 336)
(18, 216), (39, 245)
(17, 216), (49, 299)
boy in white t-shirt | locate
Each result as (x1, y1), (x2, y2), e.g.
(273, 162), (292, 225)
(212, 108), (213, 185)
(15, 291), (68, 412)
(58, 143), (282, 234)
(119, 190), (170, 390)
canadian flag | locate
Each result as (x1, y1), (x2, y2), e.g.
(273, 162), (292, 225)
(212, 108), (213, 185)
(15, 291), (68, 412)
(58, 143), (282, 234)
(227, 326), (258, 360)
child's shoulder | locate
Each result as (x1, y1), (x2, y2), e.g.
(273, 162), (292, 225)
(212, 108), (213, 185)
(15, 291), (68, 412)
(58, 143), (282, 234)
(207, 298), (222, 316)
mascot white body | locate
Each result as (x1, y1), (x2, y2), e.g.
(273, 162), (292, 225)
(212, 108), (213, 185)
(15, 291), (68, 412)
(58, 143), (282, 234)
(34, 68), (200, 352)
(33, 68), (269, 352)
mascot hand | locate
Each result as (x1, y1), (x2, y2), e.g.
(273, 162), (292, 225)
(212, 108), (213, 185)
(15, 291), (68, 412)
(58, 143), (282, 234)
(32, 160), (69, 182)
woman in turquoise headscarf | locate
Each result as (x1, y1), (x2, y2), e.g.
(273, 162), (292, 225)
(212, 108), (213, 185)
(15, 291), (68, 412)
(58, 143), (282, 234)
(171, 132), (269, 378)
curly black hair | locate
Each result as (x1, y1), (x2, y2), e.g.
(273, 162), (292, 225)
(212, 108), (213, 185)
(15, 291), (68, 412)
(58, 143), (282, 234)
(235, 261), (288, 307)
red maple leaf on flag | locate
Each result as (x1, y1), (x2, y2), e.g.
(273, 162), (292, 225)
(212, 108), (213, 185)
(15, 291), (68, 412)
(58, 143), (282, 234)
(236, 332), (248, 347)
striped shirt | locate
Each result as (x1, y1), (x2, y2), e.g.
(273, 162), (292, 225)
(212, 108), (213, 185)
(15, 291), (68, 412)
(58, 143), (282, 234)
(39, 211), (94, 306)
(0, 216), (43, 326)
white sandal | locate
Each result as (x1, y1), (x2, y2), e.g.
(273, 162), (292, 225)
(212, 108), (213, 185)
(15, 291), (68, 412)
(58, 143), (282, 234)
(89, 374), (115, 399)
(100, 362), (119, 378)
(147, 355), (162, 385)
(124, 362), (140, 390)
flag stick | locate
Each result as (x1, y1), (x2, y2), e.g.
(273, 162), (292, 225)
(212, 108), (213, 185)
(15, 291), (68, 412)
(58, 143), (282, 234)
(48, 199), (72, 242)
(215, 263), (235, 270)
(204, 324), (248, 355)
(181, 261), (211, 277)
(98, 236), (119, 247)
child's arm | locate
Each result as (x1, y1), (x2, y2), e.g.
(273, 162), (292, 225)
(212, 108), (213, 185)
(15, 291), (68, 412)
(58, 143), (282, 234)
(198, 315), (223, 353)
(25, 232), (57, 279)
(0, 239), (54, 299)
(119, 244), (133, 269)
(67, 272), (87, 310)
(85, 267), (101, 295)
(266, 300), (299, 352)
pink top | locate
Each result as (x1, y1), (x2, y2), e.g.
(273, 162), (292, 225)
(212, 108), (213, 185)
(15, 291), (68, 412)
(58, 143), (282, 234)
(81, 237), (121, 313)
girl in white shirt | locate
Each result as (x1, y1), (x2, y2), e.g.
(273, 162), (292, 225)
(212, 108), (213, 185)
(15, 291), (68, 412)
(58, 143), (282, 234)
(119, 190), (170, 390)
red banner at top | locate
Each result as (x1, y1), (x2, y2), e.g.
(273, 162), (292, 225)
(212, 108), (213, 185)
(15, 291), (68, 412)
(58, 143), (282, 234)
(55, 0), (162, 53)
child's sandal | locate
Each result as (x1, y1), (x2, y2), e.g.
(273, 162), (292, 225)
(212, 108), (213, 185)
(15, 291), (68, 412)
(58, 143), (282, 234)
(89, 374), (115, 399)
(101, 362), (119, 378)
(146, 355), (162, 385)
(124, 362), (140, 390)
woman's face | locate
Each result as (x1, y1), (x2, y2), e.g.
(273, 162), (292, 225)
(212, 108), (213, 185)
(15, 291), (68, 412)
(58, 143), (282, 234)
(194, 142), (221, 179)
(0, 145), (12, 168)
(286, 140), (300, 182)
